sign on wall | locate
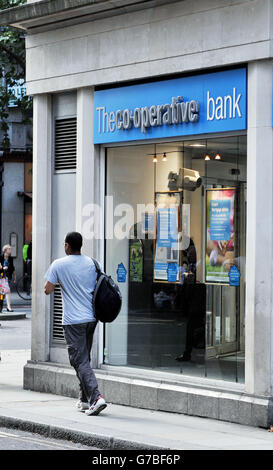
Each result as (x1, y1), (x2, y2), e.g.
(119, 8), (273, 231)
(8, 79), (26, 108)
(94, 68), (247, 144)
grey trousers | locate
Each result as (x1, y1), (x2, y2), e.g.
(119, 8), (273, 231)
(63, 321), (100, 405)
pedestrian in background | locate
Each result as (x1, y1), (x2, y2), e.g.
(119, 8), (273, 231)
(26, 239), (32, 297)
(0, 244), (16, 312)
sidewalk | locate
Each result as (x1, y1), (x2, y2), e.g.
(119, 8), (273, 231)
(1, 350), (273, 450)
(0, 291), (31, 319)
(9, 291), (31, 308)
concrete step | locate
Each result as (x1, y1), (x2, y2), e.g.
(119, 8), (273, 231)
(23, 359), (271, 428)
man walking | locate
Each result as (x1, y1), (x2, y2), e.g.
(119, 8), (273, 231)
(44, 231), (107, 416)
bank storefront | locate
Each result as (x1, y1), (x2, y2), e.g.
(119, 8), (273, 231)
(95, 68), (247, 384)
(2, 0), (271, 429)
(22, 51), (273, 426)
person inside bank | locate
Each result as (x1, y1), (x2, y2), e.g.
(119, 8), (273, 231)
(176, 237), (205, 362)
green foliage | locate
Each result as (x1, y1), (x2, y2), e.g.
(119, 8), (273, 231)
(0, 1), (27, 8)
(0, 0), (31, 150)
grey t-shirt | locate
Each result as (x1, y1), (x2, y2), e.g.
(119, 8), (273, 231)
(45, 255), (98, 325)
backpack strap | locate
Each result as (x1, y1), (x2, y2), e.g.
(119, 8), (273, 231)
(91, 258), (107, 301)
(92, 258), (102, 276)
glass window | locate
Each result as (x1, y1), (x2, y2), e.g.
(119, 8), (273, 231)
(105, 136), (246, 383)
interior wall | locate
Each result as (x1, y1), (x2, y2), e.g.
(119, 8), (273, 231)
(106, 145), (154, 364)
(105, 143), (203, 363)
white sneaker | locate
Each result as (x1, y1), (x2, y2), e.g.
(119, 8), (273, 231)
(76, 400), (89, 412)
(85, 395), (107, 416)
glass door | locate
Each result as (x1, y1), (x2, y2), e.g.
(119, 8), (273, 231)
(204, 139), (246, 382)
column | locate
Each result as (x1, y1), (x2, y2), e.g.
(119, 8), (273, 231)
(76, 87), (103, 368)
(31, 94), (52, 362)
(245, 60), (273, 396)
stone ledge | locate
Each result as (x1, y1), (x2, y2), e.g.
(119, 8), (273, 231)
(0, 312), (27, 320)
(23, 361), (273, 428)
(0, 0), (179, 31)
(26, 358), (245, 393)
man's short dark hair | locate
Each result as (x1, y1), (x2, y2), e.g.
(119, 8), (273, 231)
(65, 232), (83, 251)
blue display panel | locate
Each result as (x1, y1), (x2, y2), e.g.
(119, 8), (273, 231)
(210, 199), (231, 241)
(94, 68), (247, 144)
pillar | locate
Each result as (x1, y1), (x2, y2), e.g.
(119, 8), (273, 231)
(245, 60), (273, 396)
(76, 87), (103, 368)
(31, 94), (52, 362)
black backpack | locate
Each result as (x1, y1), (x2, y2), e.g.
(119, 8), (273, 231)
(92, 258), (122, 323)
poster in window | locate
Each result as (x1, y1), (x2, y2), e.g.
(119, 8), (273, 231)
(141, 212), (155, 237)
(129, 239), (143, 283)
(205, 188), (236, 284)
(153, 191), (181, 283)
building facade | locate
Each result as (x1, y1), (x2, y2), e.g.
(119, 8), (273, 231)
(0, 88), (32, 282)
(2, 0), (273, 426)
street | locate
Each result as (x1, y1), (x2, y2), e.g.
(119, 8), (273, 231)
(0, 427), (97, 450)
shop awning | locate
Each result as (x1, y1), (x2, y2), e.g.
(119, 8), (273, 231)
(0, 0), (180, 32)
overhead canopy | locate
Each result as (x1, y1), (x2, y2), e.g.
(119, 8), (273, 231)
(0, 0), (180, 33)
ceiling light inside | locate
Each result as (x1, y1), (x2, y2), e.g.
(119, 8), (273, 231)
(189, 143), (206, 148)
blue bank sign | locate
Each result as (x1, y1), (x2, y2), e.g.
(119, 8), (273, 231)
(93, 68), (246, 144)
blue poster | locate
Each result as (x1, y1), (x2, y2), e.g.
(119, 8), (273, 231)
(117, 263), (127, 283)
(142, 213), (155, 234)
(229, 265), (241, 286)
(210, 199), (231, 241)
(158, 208), (178, 247)
(154, 262), (168, 280)
(167, 263), (179, 282)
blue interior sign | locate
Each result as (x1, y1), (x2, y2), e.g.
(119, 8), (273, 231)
(229, 265), (241, 286)
(117, 263), (127, 283)
(94, 68), (247, 144)
(167, 263), (179, 282)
